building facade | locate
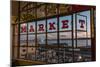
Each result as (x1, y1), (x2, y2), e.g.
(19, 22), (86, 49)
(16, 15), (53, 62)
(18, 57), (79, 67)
(11, 1), (96, 66)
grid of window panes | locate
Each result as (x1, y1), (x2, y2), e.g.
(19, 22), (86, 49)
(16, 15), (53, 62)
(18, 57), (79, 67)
(13, 1), (93, 64)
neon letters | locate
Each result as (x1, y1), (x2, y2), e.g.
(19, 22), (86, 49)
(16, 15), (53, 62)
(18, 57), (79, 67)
(20, 15), (86, 33)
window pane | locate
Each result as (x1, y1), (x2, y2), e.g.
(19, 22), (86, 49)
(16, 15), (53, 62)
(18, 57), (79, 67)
(58, 48), (73, 63)
(27, 47), (36, 60)
(20, 23), (27, 34)
(20, 11), (27, 22)
(20, 35), (27, 46)
(28, 35), (35, 46)
(46, 48), (58, 63)
(77, 11), (91, 38)
(59, 32), (73, 63)
(47, 4), (57, 17)
(37, 20), (46, 33)
(37, 4), (45, 18)
(59, 15), (72, 31)
(59, 4), (72, 14)
(77, 15), (86, 31)
(28, 22), (35, 33)
(47, 33), (57, 45)
(59, 32), (72, 47)
(77, 31), (86, 38)
(36, 47), (46, 62)
(20, 1), (27, 11)
(47, 18), (57, 32)
(37, 34), (46, 47)
(27, 2), (36, 8)
(20, 47), (27, 59)
(74, 11), (91, 62)
(27, 9), (36, 21)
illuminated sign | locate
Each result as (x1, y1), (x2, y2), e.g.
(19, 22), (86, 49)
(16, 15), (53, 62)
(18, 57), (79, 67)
(28, 22), (35, 33)
(77, 15), (86, 31)
(20, 15), (87, 33)
(20, 23), (27, 34)
(59, 15), (72, 31)
(37, 20), (46, 33)
(47, 18), (57, 32)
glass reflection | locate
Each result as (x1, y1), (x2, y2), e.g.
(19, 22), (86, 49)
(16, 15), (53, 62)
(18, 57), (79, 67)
(59, 32), (72, 47)
(37, 34), (46, 47)
(28, 35), (35, 46)
(74, 11), (91, 62)
(20, 47), (27, 59)
(47, 33), (57, 45)
(27, 47), (36, 60)
(36, 47), (46, 62)
(20, 35), (27, 46)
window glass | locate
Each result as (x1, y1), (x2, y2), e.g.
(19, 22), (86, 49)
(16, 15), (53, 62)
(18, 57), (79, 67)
(59, 32), (72, 47)
(59, 15), (72, 31)
(77, 15), (86, 31)
(28, 22), (35, 33)
(37, 20), (46, 33)
(59, 4), (72, 14)
(19, 47), (27, 59)
(20, 35), (27, 46)
(20, 23), (27, 34)
(47, 33), (57, 45)
(37, 34), (46, 47)
(27, 47), (36, 60)
(46, 48), (58, 63)
(37, 5), (45, 18)
(74, 11), (91, 62)
(47, 4), (57, 17)
(36, 47), (46, 62)
(47, 18), (57, 32)
(28, 35), (35, 46)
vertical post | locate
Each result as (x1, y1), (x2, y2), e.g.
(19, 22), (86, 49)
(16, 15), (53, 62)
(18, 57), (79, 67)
(35, 3), (37, 61)
(71, 14), (74, 62)
(17, 1), (20, 59)
(12, 24), (15, 59)
(75, 14), (77, 48)
(86, 16), (88, 47)
(45, 3), (48, 63)
(26, 3), (28, 59)
(57, 4), (59, 63)
(90, 8), (96, 61)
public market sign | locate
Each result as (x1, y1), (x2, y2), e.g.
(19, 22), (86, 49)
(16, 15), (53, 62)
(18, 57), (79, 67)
(20, 15), (86, 34)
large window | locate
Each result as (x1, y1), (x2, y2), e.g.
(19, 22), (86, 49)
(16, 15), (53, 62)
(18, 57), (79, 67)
(12, 2), (95, 65)
(73, 11), (91, 62)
